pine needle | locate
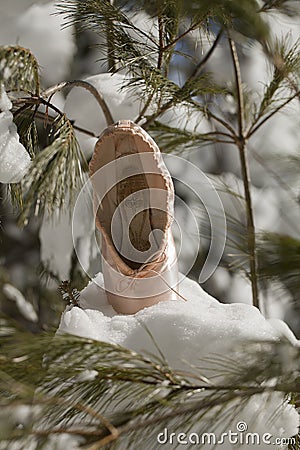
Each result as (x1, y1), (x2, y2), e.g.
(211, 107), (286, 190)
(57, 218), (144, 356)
(19, 114), (87, 223)
(0, 326), (299, 449)
(0, 46), (40, 95)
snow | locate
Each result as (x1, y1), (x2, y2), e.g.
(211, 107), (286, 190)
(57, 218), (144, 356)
(3, 283), (38, 322)
(0, 405), (35, 446)
(222, 271), (293, 320)
(268, 319), (300, 346)
(59, 272), (298, 348)
(0, 87), (12, 110)
(0, 0), (50, 18)
(205, 173), (285, 256)
(0, 86), (31, 183)
(39, 210), (75, 281)
(57, 272), (299, 449)
(39, 181), (97, 281)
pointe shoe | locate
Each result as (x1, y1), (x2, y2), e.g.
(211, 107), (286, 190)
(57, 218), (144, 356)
(89, 120), (178, 314)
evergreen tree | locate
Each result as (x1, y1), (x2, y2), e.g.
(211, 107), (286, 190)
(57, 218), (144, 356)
(0, 0), (299, 448)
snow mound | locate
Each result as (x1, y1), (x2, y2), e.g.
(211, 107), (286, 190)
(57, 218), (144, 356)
(58, 273), (299, 449)
(3, 283), (38, 322)
(0, 85), (31, 183)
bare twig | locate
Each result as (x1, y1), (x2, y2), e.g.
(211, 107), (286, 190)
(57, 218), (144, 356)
(199, 105), (237, 136)
(13, 95), (64, 118)
(13, 93), (103, 138)
(134, 93), (156, 124)
(228, 34), (260, 310)
(43, 80), (114, 127)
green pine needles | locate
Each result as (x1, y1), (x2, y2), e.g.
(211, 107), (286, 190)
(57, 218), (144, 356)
(0, 46), (40, 95)
(20, 114), (86, 221)
(0, 46), (88, 221)
(0, 0), (299, 448)
(0, 318), (299, 449)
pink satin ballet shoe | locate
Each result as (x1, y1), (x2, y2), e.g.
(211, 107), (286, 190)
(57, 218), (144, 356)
(89, 120), (178, 314)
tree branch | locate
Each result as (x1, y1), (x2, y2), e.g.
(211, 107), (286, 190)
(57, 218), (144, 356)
(43, 80), (114, 127)
(198, 105), (237, 136)
(13, 96), (99, 138)
(143, 31), (224, 129)
(106, 0), (116, 72)
(228, 34), (260, 310)
(35, 111), (98, 138)
(157, 10), (164, 70)
(85, 386), (280, 449)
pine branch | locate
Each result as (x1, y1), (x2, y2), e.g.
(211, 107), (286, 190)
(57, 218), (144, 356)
(58, 281), (81, 307)
(56, 0), (225, 123)
(157, 7), (164, 70)
(43, 80), (114, 126)
(228, 34), (260, 310)
(149, 121), (235, 153)
(56, 0), (159, 69)
(7, 184), (24, 210)
(199, 103), (237, 136)
(13, 106), (39, 158)
(259, 0), (300, 15)
(180, 0), (269, 42)
(34, 110), (98, 138)
(106, 0), (117, 71)
(142, 30), (227, 128)
(247, 90), (300, 137)
(0, 326), (299, 448)
(188, 28), (223, 81)
(5, 101), (96, 213)
(3, 105), (39, 210)
(19, 114), (87, 223)
(249, 37), (300, 135)
(0, 46), (40, 95)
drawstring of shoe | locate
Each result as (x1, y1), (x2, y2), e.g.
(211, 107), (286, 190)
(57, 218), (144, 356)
(115, 248), (167, 294)
(115, 249), (187, 302)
